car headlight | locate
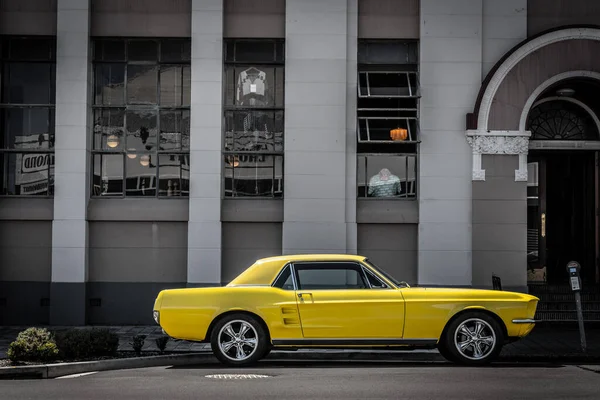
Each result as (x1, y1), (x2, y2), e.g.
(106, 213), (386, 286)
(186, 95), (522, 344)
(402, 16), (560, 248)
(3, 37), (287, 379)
(153, 310), (160, 324)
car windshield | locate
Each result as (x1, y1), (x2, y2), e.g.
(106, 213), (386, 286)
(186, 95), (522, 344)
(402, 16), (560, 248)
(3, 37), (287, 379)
(363, 258), (405, 287)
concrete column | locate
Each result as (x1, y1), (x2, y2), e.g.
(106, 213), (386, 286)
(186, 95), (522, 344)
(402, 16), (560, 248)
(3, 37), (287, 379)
(418, 0), (483, 286)
(187, 0), (223, 286)
(345, 0), (358, 254)
(50, 0), (92, 325)
(283, 0), (349, 254)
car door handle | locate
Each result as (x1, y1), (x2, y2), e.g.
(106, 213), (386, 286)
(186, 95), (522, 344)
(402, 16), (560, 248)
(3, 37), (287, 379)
(297, 292), (312, 302)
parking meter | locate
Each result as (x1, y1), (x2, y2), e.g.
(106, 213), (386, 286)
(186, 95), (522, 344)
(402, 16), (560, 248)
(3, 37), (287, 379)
(566, 261), (581, 291)
(566, 261), (586, 352)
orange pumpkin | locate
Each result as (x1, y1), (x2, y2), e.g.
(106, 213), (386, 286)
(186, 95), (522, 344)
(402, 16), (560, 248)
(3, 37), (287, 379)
(390, 128), (408, 141)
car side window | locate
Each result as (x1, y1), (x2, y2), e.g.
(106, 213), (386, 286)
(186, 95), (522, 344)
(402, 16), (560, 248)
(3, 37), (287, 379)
(294, 262), (368, 290)
(273, 265), (295, 290)
(363, 268), (389, 289)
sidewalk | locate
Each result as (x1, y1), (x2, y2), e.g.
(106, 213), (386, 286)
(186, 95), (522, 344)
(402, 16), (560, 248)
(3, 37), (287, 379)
(0, 322), (598, 361)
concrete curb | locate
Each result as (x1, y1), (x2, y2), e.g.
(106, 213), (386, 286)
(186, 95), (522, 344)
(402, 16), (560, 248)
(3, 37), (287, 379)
(0, 352), (213, 379)
(2, 350), (599, 379)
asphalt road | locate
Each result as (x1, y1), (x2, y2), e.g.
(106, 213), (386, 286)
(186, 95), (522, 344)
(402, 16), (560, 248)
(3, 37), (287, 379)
(1, 360), (599, 400)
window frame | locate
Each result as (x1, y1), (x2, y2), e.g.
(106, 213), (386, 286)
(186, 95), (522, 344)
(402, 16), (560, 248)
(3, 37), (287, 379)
(271, 261), (395, 291)
(90, 37), (191, 199)
(0, 35), (56, 198)
(222, 38), (285, 199)
(356, 40), (420, 201)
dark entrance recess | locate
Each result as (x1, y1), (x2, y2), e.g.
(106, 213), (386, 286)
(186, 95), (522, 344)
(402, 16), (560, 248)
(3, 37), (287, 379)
(527, 151), (598, 285)
(525, 78), (600, 291)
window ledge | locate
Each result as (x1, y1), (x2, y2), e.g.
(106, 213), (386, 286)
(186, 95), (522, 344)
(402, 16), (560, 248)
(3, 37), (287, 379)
(357, 198), (418, 224)
(88, 198), (189, 221)
(222, 198), (283, 222)
(0, 198), (54, 220)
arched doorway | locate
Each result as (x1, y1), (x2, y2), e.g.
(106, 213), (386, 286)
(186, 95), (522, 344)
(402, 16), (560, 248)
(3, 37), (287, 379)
(525, 77), (600, 286)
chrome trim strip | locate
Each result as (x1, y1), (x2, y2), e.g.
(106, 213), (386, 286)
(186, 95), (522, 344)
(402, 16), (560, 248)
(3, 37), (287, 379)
(290, 263), (299, 291)
(271, 338), (437, 346)
(512, 319), (536, 324)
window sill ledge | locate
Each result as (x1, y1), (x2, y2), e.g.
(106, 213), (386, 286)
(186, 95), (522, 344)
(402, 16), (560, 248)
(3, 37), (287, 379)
(357, 198), (418, 224)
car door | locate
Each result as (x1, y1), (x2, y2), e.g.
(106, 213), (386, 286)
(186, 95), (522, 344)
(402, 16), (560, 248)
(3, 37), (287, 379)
(293, 261), (405, 339)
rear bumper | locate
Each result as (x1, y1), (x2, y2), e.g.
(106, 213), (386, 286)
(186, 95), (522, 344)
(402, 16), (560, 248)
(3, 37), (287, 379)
(512, 318), (536, 324)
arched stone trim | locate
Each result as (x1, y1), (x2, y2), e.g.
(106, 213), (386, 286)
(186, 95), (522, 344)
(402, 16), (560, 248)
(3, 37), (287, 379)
(478, 27), (600, 131)
(466, 25), (600, 131)
(466, 27), (600, 182)
(519, 71), (600, 133)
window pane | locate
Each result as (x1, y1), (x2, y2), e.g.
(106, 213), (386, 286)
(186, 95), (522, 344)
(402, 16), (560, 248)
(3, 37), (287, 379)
(224, 154), (282, 197)
(361, 72), (412, 97)
(182, 66), (191, 106)
(365, 269), (388, 288)
(158, 154), (189, 197)
(160, 65), (183, 106)
(9, 38), (54, 61)
(128, 40), (158, 61)
(3, 63), (53, 104)
(93, 108), (125, 150)
(273, 265), (293, 289)
(160, 39), (191, 62)
(1, 107), (53, 150)
(357, 154), (417, 198)
(227, 66), (281, 107)
(94, 64), (125, 105)
(94, 40), (125, 61)
(358, 41), (417, 65)
(230, 41), (277, 63)
(159, 110), (189, 151)
(296, 265), (367, 290)
(224, 110), (283, 152)
(358, 117), (417, 142)
(126, 152), (156, 196)
(127, 65), (158, 104)
(0, 152), (53, 196)
(92, 154), (123, 196)
(126, 109), (157, 151)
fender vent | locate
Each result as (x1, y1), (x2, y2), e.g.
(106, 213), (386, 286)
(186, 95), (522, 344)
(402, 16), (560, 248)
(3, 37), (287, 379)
(281, 306), (299, 325)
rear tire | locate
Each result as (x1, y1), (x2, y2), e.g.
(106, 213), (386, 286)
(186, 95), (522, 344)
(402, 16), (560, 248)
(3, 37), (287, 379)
(210, 313), (270, 367)
(442, 312), (504, 365)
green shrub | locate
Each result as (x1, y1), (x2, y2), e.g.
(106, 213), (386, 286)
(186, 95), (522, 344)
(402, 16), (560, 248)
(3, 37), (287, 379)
(7, 327), (59, 362)
(130, 334), (146, 356)
(155, 336), (169, 353)
(89, 328), (119, 357)
(53, 328), (119, 360)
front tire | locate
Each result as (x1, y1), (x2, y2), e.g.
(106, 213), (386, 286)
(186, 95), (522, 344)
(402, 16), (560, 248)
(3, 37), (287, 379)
(210, 313), (270, 366)
(442, 312), (504, 365)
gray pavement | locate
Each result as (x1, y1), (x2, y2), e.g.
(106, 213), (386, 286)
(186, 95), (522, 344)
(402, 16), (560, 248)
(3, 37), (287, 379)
(0, 361), (598, 399)
(0, 322), (599, 360)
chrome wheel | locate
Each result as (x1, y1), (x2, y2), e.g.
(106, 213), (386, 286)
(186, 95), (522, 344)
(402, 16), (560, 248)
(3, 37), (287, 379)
(453, 318), (497, 361)
(217, 319), (259, 362)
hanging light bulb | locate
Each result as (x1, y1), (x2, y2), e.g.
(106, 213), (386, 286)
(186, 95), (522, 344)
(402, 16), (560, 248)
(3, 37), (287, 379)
(140, 154), (150, 167)
(107, 134), (119, 148)
(127, 148), (137, 159)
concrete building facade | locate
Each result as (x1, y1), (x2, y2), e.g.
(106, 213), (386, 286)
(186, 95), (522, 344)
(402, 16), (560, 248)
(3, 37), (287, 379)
(1, 0), (600, 325)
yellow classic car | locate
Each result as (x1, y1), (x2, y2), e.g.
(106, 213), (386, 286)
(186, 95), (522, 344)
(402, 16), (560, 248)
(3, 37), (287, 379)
(152, 254), (538, 366)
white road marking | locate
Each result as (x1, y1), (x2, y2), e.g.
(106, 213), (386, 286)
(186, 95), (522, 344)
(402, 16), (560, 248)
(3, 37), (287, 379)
(55, 371), (98, 379)
(205, 374), (271, 379)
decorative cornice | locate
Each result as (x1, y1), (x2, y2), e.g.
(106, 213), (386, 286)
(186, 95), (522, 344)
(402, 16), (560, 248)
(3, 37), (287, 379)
(466, 131), (531, 182)
(466, 135), (529, 155)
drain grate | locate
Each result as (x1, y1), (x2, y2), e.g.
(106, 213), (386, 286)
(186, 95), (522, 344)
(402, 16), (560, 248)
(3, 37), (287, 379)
(205, 374), (271, 380)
